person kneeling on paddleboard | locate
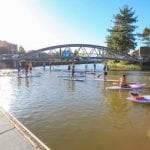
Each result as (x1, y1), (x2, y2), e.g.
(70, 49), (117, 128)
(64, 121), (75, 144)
(130, 92), (144, 100)
(119, 74), (130, 88)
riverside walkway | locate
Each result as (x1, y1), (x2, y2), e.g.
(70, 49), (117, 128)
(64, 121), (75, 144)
(0, 107), (50, 150)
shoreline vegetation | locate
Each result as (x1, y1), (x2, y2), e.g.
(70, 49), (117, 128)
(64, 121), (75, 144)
(107, 60), (150, 71)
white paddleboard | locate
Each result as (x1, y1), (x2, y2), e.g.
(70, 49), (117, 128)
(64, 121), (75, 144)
(18, 75), (41, 78)
(95, 78), (118, 82)
(86, 72), (96, 74)
(58, 74), (85, 77)
(63, 78), (84, 82)
(106, 83), (146, 90)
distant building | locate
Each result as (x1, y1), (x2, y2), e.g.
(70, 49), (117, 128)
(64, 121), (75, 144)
(132, 47), (150, 57)
(139, 47), (150, 57)
(0, 40), (17, 54)
(132, 47), (150, 63)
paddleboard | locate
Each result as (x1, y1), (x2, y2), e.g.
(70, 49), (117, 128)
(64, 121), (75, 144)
(106, 83), (146, 90)
(127, 95), (150, 103)
(58, 74), (85, 77)
(18, 75), (41, 78)
(86, 72), (96, 74)
(63, 78), (84, 81)
(95, 78), (118, 82)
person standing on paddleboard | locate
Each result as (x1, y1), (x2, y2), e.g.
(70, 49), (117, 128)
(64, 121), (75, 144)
(85, 64), (88, 73)
(71, 63), (75, 78)
(17, 62), (22, 76)
(24, 62), (29, 77)
(94, 63), (96, 72)
(103, 63), (109, 80)
(68, 64), (71, 76)
(28, 61), (33, 74)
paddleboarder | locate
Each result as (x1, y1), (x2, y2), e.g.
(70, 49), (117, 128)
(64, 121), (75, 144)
(28, 61), (32, 74)
(119, 74), (130, 87)
(103, 63), (109, 80)
(71, 63), (75, 78)
(130, 92), (144, 100)
(94, 63), (96, 72)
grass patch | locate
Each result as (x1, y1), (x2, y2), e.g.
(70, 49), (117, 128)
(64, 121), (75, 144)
(107, 60), (141, 71)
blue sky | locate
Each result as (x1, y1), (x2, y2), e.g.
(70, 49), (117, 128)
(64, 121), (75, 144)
(0, 0), (149, 50)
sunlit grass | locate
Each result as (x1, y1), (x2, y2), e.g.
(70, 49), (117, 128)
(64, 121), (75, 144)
(107, 60), (141, 71)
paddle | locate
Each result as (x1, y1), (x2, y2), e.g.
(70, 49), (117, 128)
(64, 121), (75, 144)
(113, 82), (134, 85)
(97, 73), (102, 78)
(113, 82), (118, 85)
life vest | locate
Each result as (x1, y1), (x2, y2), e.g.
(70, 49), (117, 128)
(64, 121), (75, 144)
(28, 63), (32, 68)
(134, 95), (144, 100)
(119, 77), (126, 86)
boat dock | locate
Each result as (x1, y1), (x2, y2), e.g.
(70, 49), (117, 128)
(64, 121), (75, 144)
(0, 107), (50, 150)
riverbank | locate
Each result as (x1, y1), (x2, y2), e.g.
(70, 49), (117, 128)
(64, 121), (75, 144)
(0, 107), (50, 150)
(107, 60), (150, 71)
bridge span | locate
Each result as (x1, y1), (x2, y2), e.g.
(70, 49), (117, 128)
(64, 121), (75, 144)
(18, 44), (138, 62)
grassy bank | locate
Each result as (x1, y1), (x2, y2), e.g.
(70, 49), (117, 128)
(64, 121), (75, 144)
(107, 60), (141, 71)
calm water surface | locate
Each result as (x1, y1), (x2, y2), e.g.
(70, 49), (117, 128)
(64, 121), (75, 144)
(0, 64), (150, 150)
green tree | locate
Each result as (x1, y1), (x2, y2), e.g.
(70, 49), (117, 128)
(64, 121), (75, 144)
(142, 28), (150, 47)
(107, 6), (137, 53)
(17, 46), (26, 54)
(74, 50), (79, 56)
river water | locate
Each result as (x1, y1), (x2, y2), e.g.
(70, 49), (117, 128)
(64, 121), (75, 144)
(0, 64), (150, 150)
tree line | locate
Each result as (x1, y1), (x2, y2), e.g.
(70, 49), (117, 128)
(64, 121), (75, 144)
(106, 5), (150, 53)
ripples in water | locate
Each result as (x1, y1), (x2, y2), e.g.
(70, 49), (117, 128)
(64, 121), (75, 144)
(0, 66), (150, 150)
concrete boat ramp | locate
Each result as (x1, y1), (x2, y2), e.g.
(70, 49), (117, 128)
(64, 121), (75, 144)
(0, 107), (50, 150)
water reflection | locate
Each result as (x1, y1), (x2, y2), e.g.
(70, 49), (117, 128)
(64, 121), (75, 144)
(67, 80), (75, 91)
(25, 78), (30, 87)
(17, 77), (30, 87)
(17, 78), (22, 87)
(0, 77), (12, 111)
(0, 66), (150, 150)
